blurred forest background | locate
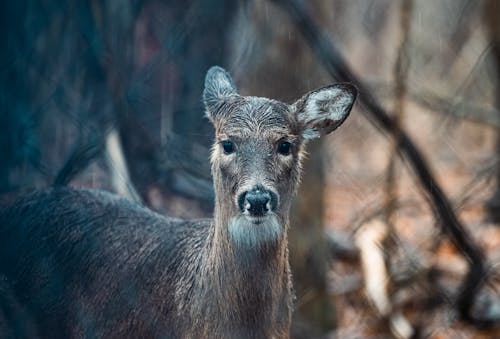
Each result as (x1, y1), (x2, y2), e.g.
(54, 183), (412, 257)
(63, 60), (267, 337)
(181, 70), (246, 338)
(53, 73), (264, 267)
(1, 0), (500, 338)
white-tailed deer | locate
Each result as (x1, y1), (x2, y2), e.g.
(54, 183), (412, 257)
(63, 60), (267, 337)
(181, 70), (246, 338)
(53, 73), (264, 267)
(0, 66), (356, 338)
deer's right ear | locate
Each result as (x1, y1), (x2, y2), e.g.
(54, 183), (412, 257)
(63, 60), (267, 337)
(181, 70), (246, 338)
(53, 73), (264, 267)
(203, 66), (238, 122)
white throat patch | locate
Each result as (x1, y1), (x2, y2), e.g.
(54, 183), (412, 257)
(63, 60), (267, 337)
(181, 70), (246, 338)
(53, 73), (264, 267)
(228, 215), (282, 248)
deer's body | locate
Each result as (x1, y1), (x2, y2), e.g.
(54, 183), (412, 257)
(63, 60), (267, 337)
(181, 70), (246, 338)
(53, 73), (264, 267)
(0, 188), (290, 338)
(0, 67), (356, 338)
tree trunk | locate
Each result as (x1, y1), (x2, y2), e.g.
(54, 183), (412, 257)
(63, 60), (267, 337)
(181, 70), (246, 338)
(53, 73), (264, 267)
(289, 139), (335, 337)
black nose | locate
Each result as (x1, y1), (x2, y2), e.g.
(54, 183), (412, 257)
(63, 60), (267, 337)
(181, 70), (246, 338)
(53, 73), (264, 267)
(238, 186), (277, 216)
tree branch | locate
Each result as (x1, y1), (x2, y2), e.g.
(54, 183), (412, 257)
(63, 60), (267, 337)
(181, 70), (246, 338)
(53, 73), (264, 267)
(270, 0), (487, 323)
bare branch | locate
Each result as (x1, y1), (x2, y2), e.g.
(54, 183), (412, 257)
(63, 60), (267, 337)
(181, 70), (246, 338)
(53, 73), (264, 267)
(270, 0), (487, 323)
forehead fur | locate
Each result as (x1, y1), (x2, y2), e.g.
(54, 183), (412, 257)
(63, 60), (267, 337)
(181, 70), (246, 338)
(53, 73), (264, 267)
(212, 96), (298, 137)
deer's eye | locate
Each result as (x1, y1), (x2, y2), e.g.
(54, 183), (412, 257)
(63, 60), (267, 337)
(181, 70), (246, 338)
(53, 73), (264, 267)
(221, 140), (235, 154)
(278, 141), (291, 156)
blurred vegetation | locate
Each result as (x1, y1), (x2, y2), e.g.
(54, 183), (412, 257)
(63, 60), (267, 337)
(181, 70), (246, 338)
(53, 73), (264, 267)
(1, 0), (500, 338)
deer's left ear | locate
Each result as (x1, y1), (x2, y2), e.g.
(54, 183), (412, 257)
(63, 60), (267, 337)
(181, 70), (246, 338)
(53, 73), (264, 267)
(292, 84), (357, 139)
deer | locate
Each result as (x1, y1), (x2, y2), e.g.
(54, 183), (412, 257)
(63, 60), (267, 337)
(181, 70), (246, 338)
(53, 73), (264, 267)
(0, 66), (356, 338)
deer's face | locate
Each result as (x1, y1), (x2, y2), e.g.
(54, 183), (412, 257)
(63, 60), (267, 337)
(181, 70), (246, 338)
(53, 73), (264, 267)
(211, 96), (301, 219)
(204, 67), (356, 247)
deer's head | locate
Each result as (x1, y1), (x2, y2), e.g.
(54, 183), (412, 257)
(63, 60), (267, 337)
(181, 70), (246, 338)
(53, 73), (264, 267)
(204, 66), (356, 247)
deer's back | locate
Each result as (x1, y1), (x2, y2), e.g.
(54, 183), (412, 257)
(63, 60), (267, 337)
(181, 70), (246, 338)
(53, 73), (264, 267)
(0, 187), (210, 338)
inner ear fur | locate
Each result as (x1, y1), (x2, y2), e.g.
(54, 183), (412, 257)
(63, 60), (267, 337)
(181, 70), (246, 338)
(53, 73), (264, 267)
(292, 83), (357, 139)
(203, 66), (238, 122)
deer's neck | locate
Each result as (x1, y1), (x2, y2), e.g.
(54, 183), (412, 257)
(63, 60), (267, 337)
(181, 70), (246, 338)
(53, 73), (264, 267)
(196, 198), (292, 331)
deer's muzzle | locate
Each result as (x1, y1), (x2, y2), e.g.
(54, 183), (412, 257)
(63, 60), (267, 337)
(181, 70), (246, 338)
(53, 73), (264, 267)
(238, 185), (278, 217)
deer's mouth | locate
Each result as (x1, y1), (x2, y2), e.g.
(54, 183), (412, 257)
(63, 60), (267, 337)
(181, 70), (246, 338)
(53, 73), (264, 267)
(243, 214), (272, 225)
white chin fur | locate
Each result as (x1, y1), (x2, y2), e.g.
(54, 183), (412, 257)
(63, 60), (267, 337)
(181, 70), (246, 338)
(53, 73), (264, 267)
(228, 215), (282, 248)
